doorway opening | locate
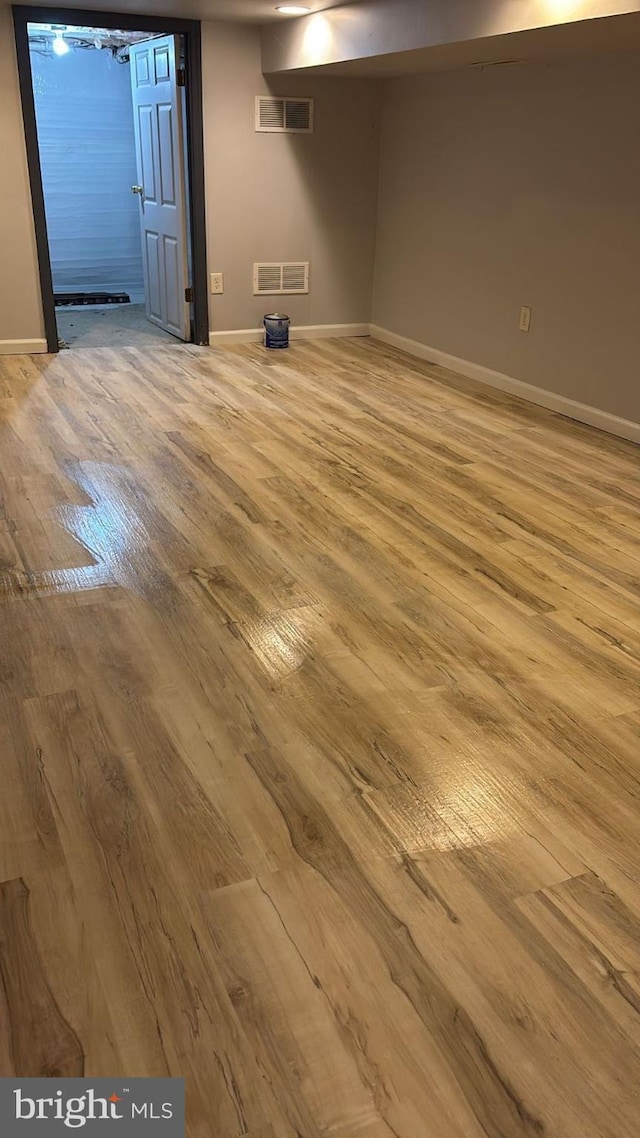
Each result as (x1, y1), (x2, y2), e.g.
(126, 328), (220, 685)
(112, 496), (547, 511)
(13, 6), (208, 353)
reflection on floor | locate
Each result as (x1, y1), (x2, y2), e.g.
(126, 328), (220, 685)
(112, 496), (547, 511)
(56, 303), (180, 349)
(1, 337), (640, 1136)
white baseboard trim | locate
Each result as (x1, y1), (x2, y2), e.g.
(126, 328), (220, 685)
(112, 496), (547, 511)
(371, 325), (640, 445)
(0, 338), (48, 356)
(209, 322), (371, 347)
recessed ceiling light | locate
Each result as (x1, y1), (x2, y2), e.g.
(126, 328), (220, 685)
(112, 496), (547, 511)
(276, 6), (311, 14)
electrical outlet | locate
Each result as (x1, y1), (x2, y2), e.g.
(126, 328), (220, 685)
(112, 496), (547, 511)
(210, 272), (224, 294)
(519, 305), (532, 333)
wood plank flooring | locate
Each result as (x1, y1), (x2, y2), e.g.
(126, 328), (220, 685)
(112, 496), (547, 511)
(0, 336), (639, 1136)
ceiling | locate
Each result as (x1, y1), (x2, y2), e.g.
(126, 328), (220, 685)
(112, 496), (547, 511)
(16, 0), (354, 20)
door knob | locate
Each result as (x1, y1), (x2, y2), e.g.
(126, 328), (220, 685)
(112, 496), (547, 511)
(131, 185), (144, 195)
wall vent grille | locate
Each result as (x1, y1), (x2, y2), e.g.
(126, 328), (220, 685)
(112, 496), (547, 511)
(255, 96), (314, 134)
(253, 262), (310, 295)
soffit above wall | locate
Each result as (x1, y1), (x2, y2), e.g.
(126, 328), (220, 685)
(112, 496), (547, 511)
(261, 0), (640, 73)
(275, 11), (640, 76)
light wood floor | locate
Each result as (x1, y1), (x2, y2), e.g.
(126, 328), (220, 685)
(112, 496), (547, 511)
(1, 337), (639, 1137)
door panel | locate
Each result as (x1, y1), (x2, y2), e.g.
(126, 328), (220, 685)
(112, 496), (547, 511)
(158, 106), (177, 206)
(164, 236), (181, 329)
(138, 106), (156, 202)
(145, 231), (162, 323)
(154, 45), (171, 83)
(130, 35), (190, 341)
(134, 49), (151, 86)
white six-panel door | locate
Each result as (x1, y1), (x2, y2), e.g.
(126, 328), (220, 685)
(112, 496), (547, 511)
(129, 36), (190, 341)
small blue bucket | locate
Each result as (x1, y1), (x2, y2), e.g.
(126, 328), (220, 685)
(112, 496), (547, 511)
(264, 313), (290, 350)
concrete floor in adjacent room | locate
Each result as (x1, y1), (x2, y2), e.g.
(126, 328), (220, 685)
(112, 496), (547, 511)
(56, 303), (180, 349)
(0, 336), (639, 1138)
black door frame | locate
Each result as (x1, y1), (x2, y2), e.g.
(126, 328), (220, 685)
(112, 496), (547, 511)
(12, 5), (209, 352)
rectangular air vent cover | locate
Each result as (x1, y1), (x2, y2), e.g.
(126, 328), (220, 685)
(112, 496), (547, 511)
(255, 97), (314, 134)
(253, 262), (309, 295)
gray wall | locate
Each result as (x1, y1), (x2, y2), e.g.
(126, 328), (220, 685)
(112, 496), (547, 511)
(0, 7), (45, 347)
(373, 52), (640, 423)
(202, 22), (380, 332)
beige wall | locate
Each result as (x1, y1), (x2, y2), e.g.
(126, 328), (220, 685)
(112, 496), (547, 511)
(373, 52), (640, 423)
(0, 7), (44, 346)
(202, 22), (380, 332)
